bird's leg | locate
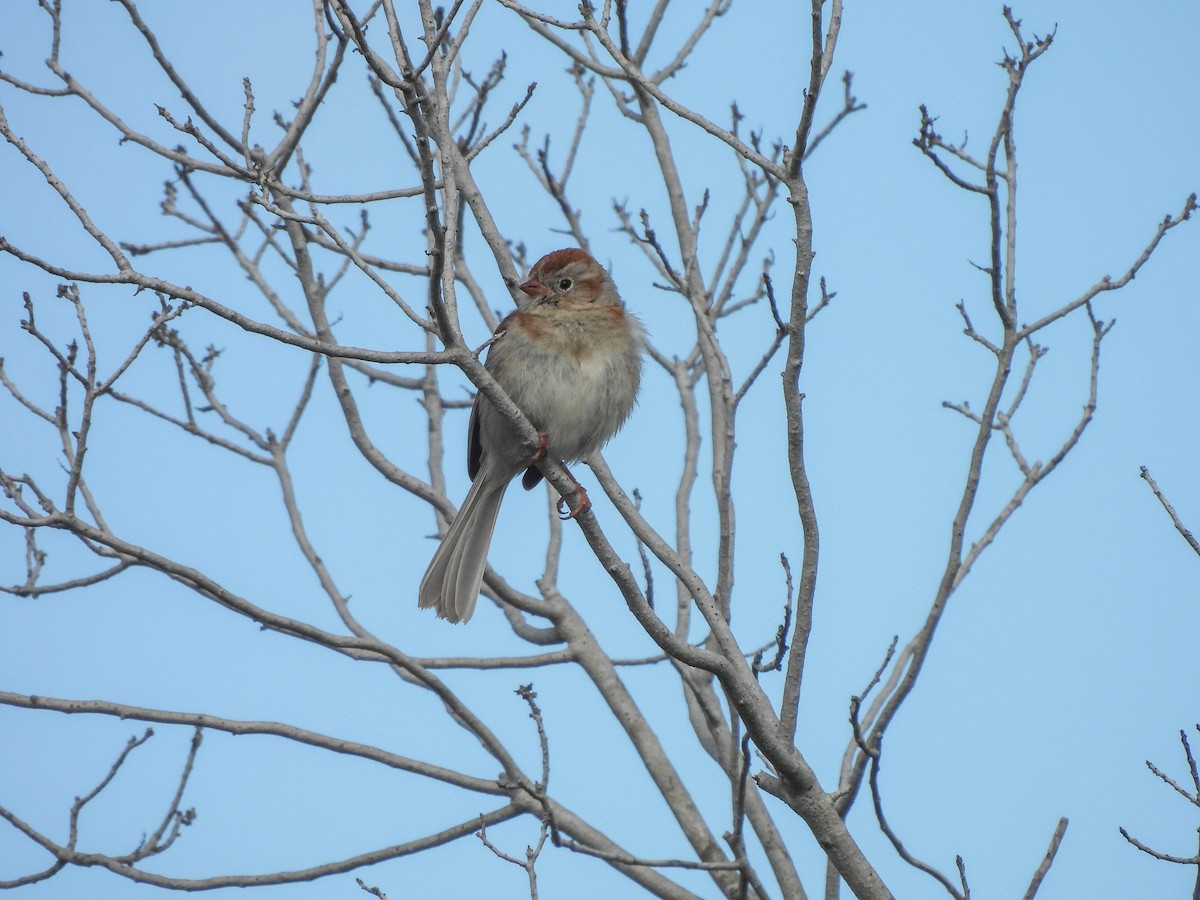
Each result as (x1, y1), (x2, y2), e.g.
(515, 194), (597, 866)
(527, 430), (549, 462)
(518, 432), (553, 492)
(555, 466), (592, 520)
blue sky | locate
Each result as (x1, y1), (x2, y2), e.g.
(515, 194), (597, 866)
(1, 2), (1197, 898)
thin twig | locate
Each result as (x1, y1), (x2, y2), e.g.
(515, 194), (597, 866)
(1022, 818), (1068, 900)
(1140, 467), (1200, 556)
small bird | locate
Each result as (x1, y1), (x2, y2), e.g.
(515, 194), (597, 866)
(418, 248), (645, 623)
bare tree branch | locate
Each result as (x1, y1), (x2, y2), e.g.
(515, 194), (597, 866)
(1140, 467), (1200, 557)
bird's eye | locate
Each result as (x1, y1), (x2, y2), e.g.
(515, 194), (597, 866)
(557, 277), (573, 291)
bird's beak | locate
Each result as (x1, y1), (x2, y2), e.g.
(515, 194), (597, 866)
(519, 277), (549, 298)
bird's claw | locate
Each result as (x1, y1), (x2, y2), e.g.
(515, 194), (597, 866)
(556, 484), (591, 520)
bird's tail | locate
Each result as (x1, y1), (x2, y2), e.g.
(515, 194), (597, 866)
(417, 476), (509, 623)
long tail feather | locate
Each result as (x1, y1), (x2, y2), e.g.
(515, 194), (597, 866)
(417, 476), (509, 623)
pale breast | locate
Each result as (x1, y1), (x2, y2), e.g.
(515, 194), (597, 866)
(488, 307), (643, 463)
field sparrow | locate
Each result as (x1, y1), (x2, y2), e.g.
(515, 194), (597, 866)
(418, 248), (645, 623)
